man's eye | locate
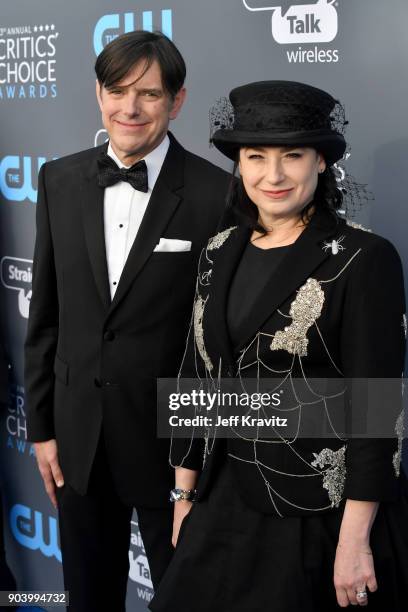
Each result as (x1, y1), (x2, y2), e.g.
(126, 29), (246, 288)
(286, 152), (302, 159)
(248, 154), (263, 160)
(109, 89), (123, 95)
(144, 91), (159, 97)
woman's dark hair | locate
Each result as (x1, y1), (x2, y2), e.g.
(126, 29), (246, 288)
(227, 152), (343, 235)
(94, 31), (186, 99)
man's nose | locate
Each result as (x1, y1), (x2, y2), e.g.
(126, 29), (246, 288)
(122, 93), (141, 116)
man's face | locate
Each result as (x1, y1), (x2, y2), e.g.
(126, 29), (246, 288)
(96, 59), (185, 164)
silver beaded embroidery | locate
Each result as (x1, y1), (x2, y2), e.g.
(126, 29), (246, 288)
(392, 410), (404, 477)
(346, 220), (372, 233)
(193, 293), (213, 373)
(271, 278), (325, 356)
(311, 445), (347, 507)
(402, 314), (407, 339)
(207, 226), (237, 251)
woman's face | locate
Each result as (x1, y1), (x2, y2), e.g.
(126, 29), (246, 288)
(239, 146), (326, 221)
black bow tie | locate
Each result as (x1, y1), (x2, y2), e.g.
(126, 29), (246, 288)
(97, 153), (149, 192)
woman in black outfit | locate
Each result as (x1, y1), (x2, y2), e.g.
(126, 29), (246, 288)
(150, 81), (408, 611)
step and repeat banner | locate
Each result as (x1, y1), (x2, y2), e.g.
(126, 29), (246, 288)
(0, 1), (407, 610)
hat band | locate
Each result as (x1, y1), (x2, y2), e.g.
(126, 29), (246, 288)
(234, 103), (331, 133)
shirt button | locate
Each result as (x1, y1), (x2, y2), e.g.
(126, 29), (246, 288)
(119, 224), (124, 228)
(94, 378), (102, 388)
(103, 330), (115, 341)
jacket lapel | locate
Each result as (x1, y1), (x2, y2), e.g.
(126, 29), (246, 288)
(206, 209), (340, 364)
(108, 133), (184, 315)
(205, 226), (251, 367)
(80, 144), (111, 310)
(234, 209), (340, 353)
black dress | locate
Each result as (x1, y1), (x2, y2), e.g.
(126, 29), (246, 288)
(227, 242), (292, 350)
(150, 242), (408, 612)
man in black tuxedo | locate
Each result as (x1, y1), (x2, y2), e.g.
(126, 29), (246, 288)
(24, 31), (229, 611)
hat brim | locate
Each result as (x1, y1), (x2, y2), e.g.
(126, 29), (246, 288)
(211, 129), (346, 166)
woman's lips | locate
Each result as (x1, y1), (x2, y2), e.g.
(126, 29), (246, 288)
(261, 188), (294, 199)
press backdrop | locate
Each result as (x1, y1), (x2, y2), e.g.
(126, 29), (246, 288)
(0, 1), (407, 610)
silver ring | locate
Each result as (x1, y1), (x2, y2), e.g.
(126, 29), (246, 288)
(356, 591), (367, 600)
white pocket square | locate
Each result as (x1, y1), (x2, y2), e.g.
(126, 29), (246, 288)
(153, 238), (192, 252)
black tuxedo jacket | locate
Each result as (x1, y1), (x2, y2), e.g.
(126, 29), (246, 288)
(172, 208), (406, 516)
(25, 133), (230, 507)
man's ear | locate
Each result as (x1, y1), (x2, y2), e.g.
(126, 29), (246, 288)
(169, 87), (187, 120)
(95, 79), (104, 112)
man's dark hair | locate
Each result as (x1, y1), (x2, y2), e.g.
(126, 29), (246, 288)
(95, 31), (186, 99)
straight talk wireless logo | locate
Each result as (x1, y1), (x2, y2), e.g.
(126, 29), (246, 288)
(243, 0), (340, 63)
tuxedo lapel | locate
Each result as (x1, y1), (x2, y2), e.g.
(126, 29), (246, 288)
(108, 134), (184, 315)
(80, 145), (111, 311)
(234, 209), (339, 353)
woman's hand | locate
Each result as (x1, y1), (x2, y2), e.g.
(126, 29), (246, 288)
(172, 500), (193, 548)
(333, 540), (378, 607)
(334, 499), (379, 606)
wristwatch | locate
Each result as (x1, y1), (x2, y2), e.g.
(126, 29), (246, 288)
(169, 488), (196, 502)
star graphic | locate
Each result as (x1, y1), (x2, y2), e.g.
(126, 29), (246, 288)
(39, 25), (43, 32)
(45, 24), (49, 31)
(33, 26), (38, 32)
(51, 24), (55, 30)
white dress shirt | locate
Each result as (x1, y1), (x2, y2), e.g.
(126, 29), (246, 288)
(103, 135), (170, 298)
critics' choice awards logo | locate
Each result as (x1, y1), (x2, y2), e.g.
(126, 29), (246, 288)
(10, 503), (61, 562)
(93, 9), (173, 55)
(1, 257), (32, 319)
(5, 383), (35, 456)
(243, 0), (340, 63)
(0, 24), (59, 100)
(129, 518), (153, 602)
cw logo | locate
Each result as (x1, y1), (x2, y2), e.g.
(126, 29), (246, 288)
(242, 0), (338, 44)
(93, 9), (173, 55)
(0, 155), (49, 203)
(10, 503), (61, 562)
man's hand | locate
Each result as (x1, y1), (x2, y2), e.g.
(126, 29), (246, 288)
(34, 439), (64, 509)
(172, 500), (193, 548)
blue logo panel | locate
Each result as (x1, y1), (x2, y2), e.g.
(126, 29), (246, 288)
(93, 9), (173, 55)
